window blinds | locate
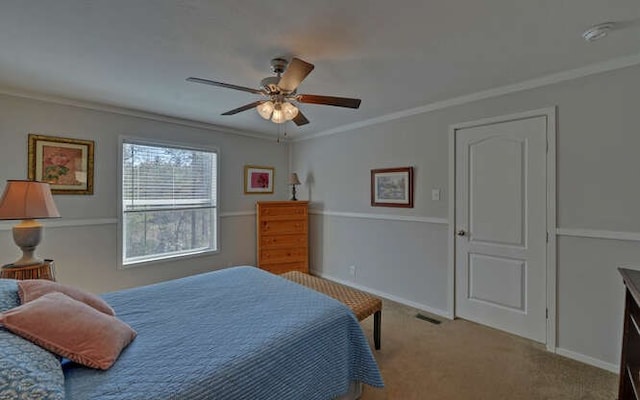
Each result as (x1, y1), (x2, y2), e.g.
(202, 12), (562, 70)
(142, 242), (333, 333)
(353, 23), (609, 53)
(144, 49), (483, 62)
(122, 142), (217, 211)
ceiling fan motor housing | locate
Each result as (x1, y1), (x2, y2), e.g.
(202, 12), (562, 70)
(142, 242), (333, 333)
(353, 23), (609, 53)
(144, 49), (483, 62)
(260, 76), (280, 94)
(261, 58), (290, 93)
(270, 58), (288, 74)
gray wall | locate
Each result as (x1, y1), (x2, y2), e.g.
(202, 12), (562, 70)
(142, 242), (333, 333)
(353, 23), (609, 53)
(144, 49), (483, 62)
(1, 63), (638, 371)
(291, 64), (640, 370)
(0, 93), (288, 293)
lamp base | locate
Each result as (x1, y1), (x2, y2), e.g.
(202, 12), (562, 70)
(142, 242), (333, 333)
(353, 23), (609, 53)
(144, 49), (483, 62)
(290, 185), (298, 201)
(11, 220), (44, 266)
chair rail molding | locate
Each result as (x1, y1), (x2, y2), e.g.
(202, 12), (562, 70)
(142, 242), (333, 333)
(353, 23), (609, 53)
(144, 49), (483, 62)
(0, 211), (257, 231)
(556, 227), (640, 242)
(309, 209), (448, 225)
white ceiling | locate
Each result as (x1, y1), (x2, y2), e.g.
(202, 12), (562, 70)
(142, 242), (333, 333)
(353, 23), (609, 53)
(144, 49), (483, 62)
(0, 1), (638, 138)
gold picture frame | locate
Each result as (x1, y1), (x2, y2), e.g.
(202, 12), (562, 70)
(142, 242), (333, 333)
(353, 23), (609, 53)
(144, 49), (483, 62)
(28, 134), (95, 195)
(244, 165), (274, 194)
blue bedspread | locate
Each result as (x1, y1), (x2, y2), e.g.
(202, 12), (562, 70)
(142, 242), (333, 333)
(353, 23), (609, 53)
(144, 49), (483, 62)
(64, 266), (383, 399)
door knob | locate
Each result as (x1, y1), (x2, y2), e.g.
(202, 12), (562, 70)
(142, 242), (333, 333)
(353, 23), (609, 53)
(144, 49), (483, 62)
(457, 230), (466, 236)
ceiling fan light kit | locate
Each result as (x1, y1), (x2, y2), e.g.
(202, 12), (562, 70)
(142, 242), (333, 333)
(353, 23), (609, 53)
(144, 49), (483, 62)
(187, 57), (361, 128)
(257, 100), (299, 124)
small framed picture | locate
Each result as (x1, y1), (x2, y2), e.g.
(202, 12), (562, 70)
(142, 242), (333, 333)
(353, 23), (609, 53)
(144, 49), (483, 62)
(244, 165), (274, 194)
(28, 134), (95, 195)
(371, 167), (414, 208)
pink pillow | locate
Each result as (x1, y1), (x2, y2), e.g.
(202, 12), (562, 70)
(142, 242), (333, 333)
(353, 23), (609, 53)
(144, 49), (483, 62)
(18, 280), (115, 316)
(0, 292), (136, 370)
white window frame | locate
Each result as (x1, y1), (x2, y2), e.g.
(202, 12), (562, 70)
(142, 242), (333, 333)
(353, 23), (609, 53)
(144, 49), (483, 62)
(118, 136), (220, 268)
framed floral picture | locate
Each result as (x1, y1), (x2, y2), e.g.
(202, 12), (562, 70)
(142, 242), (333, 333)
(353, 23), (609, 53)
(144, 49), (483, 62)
(371, 167), (414, 208)
(244, 165), (274, 194)
(28, 134), (95, 195)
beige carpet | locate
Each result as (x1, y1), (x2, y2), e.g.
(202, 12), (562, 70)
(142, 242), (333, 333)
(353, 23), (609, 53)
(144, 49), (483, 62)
(358, 301), (617, 400)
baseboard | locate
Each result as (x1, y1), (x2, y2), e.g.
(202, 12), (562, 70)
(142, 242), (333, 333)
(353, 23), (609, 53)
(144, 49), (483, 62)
(555, 347), (618, 373)
(310, 270), (450, 320)
(311, 271), (618, 373)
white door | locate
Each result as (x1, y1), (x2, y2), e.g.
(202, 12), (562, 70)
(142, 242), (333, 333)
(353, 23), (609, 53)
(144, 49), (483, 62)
(454, 116), (547, 343)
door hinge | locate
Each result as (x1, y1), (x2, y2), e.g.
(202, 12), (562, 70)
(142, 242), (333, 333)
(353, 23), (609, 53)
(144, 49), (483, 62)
(546, 308), (549, 319)
(546, 232), (549, 242)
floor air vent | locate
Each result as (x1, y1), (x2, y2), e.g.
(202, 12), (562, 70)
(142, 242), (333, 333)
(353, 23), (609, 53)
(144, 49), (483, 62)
(415, 313), (441, 325)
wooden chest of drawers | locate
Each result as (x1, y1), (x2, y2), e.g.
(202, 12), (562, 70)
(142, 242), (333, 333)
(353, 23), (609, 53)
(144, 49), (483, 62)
(256, 201), (309, 274)
(619, 268), (640, 400)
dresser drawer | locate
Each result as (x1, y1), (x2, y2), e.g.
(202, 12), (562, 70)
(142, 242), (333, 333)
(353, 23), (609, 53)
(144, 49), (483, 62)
(259, 262), (307, 275)
(259, 205), (307, 219)
(260, 247), (307, 264)
(259, 219), (307, 235)
(256, 201), (309, 274)
(260, 234), (307, 249)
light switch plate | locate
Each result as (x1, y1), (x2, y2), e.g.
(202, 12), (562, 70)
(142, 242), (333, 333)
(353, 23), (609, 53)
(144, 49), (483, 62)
(432, 189), (440, 201)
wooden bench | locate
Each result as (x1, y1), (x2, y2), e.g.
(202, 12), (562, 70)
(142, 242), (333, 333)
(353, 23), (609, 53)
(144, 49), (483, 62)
(280, 271), (382, 350)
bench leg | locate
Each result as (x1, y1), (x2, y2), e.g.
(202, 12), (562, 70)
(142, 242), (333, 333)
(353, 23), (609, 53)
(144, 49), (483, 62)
(373, 310), (381, 350)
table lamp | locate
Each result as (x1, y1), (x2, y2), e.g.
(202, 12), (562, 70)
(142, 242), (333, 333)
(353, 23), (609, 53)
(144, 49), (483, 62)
(288, 173), (301, 201)
(0, 180), (60, 266)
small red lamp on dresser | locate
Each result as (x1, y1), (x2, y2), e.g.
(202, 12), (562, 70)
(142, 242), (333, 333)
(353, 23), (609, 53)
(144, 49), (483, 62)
(0, 180), (60, 281)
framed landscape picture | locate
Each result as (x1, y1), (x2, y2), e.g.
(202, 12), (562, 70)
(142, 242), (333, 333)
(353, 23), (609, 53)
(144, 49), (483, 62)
(244, 165), (274, 194)
(28, 134), (95, 195)
(371, 167), (413, 208)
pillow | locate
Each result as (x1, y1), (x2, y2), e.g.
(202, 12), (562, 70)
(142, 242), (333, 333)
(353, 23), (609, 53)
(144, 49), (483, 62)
(18, 279), (115, 316)
(0, 292), (136, 370)
(0, 327), (65, 399)
(0, 279), (19, 312)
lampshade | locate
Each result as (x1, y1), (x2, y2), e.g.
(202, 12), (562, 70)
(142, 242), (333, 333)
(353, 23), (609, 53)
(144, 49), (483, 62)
(257, 101), (275, 120)
(0, 180), (60, 267)
(271, 109), (285, 124)
(281, 102), (299, 120)
(0, 180), (60, 220)
(288, 173), (301, 185)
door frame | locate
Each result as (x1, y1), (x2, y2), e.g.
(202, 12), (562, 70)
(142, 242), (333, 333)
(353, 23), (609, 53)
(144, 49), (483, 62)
(447, 107), (557, 351)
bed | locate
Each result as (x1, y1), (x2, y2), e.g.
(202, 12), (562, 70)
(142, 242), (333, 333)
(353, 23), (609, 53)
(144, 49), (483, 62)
(32, 266), (382, 399)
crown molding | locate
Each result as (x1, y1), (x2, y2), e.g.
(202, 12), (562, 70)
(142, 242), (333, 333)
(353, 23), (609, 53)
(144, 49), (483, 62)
(294, 52), (640, 142)
(2, 52), (639, 144)
(0, 87), (276, 142)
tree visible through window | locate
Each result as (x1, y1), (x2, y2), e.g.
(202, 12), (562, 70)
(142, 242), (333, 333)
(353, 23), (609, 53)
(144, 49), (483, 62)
(121, 140), (217, 265)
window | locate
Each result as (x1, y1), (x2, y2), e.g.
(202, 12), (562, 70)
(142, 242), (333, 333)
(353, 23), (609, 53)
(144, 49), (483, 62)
(121, 139), (217, 265)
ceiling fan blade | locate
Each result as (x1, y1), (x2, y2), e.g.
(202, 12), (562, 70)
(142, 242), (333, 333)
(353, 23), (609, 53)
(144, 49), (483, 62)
(221, 101), (265, 116)
(186, 77), (264, 95)
(278, 58), (315, 93)
(297, 94), (361, 109)
(292, 111), (310, 126)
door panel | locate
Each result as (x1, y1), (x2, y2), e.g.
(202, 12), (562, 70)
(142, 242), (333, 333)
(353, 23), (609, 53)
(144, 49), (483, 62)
(469, 137), (524, 246)
(468, 253), (525, 312)
(455, 116), (547, 343)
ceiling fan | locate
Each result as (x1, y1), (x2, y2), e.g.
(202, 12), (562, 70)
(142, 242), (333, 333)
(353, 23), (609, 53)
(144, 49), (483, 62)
(186, 57), (361, 126)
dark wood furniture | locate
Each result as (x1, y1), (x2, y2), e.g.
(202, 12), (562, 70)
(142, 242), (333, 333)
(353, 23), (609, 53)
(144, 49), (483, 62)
(619, 268), (640, 399)
(256, 201), (309, 274)
(281, 270), (382, 350)
(0, 259), (56, 281)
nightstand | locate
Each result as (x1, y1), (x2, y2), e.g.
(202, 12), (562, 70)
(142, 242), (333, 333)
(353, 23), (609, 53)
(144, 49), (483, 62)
(0, 259), (56, 281)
